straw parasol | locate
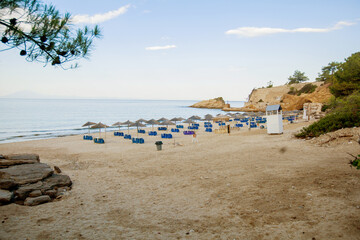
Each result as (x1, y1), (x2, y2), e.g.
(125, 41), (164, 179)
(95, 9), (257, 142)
(183, 118), (195, 126)
(136, 118), (147, 123)
(91, 122), (109, 137)
(82, 121), (96, 135)
(157, 117), (169, 122)
(203, 114), (213, 121)
(213, 114), (230, 122)
(189, 115), (201, 121)
(146, 119), (159, 130)
(122, 120), (134, 134)
(170, 117), (184, 125)
(159, 120), (175, 129)
(112, 122), (122, 131)
(131, 122), (146, 137)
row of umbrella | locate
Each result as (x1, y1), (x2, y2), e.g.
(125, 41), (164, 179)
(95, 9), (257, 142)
(82, 114), (236, 137)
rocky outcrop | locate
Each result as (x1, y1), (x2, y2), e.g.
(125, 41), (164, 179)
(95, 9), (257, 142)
(190, 97), (227, 109)
(0, 189), (13, 204)
(224, 82), (332, 112)
(0, 154), (72, 206)
(0, 154), (40, 168)
(0, 163), (53, 185)
(24, 195), (51, 206)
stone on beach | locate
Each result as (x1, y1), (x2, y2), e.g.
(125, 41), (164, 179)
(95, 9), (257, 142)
(0, 163), (53, 185)
(0, 154), (40, 168)
(4, 154), (40, 161)
(24, 195), (51, 206)
(0, 189), (13, 205)
(0, 154), (72, 206)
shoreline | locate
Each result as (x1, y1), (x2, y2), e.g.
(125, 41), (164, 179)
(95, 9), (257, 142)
(1, 120), (359, 239)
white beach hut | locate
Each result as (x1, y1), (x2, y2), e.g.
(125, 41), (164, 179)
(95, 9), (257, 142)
(265, 104), (283, 134)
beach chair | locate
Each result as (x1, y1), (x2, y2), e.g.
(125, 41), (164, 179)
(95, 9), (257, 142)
(83, 135), (93, 140)
(183, 131), (194, 135)
(94, 138), (105, 144)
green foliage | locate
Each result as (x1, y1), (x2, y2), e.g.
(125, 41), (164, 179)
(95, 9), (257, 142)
(295, 92), (360, 138)
(287, 84), (317, 95)
(0, 0), (101, 68)
(287, 86), (296, 95)
(214, 97), (225, 103)
(330, 52), (360, 97)
(321, 96), (337, 112)
(287, 70), (309, 84)
(349, 154), (360, 170)
(296, 83), (317, 96)
(316, 62), (340, 83)
(258, 99), (263, 102)
(266, 81), (273, 88)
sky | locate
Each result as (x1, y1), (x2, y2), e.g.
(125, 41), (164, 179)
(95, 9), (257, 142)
(0, 0), (359, 101)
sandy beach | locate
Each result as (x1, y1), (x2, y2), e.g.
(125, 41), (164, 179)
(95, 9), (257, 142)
(0, 121), (359, 240)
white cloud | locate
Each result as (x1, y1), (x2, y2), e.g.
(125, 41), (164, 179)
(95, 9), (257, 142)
(225, 20), (356, 37)
(71, 5), (130, 24)
(145, 45), (177, 51)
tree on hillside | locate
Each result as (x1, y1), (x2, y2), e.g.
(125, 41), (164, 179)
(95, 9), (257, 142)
(295, 51), (360, 139)
(0, 0), (101, 69)
(331, 52), (360, 97)
(316, 61), (340, 83)
(287, 70), (309, 84)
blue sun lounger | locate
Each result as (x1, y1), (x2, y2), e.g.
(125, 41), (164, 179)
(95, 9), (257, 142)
(148, 131), (158, 136)
(183, 131), (195, 135)
(83, 135), (93, 140)
(161, 133), (173, 139)
(94, 138), (105, 144)
(132, 138), (145, 144)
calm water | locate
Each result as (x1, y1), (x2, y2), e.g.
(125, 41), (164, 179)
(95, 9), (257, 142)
(0, 98), (244, 143)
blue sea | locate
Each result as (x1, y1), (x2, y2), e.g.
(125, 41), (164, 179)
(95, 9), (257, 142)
(0, 98), (244, 143)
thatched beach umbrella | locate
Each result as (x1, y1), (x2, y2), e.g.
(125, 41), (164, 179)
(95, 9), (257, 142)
(91, 122), (109, 138)
(213, 114), (230, 122)
(203, 114), (213, 121)
(131, 122), (146, 137)
(82, 121), (96, 135)
(183, 118), (195, 126)
(122, 120), (134, 134)
(112, 122), (122, 131)
(146, 119), (159, 130)
(157, 117), (169, 123)
(136, 118), (147, 123)
(189, 115), (201, 121)
(170, 117), (184, 125)
(159, 120), (175, 129)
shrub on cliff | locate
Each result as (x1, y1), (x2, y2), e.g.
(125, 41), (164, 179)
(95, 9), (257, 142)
(287, 83), (317, 96)
(330, 52), (360, 98)
(295, 92), (360, 138)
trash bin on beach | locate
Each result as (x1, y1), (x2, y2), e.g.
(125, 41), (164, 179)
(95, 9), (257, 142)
(155, 141), (163, 151)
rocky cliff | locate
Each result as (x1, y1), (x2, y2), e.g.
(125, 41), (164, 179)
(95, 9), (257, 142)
(223, 81), (333, 112)
(190, 97), (228, 109)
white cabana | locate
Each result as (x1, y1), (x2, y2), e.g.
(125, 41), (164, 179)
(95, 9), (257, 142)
(265, 104), (283, 134)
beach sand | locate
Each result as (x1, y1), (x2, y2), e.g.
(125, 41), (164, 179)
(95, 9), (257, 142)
(0, 121), (359, 240)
